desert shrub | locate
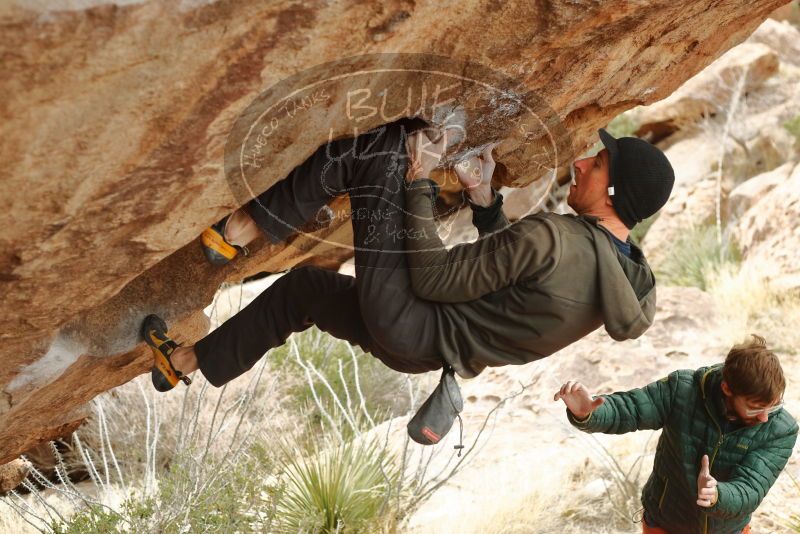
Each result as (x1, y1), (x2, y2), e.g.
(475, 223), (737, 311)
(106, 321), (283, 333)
(561, 432), (655, 530)
(2, 346), (282, 534)
(49, 498), (151, 534)
(45, 439), (274, 534)
(2, 326), (475, 533)
(783, 114), (800, 144)
(791, 507), (800, 532)
(3, 277), (498, 533)
(629, 214), (659, 245)
(653, 224), (741, 290)
(269, 327), (410, 438)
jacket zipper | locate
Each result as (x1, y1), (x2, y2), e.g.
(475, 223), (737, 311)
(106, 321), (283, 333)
(701, 385), (723, 534)
(701, 395), (750, 534)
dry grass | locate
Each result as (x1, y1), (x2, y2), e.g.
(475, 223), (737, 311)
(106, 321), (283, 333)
(433, 485), (563, 534)
(705, 262), (800, 355)
(412, 430), (656, 534)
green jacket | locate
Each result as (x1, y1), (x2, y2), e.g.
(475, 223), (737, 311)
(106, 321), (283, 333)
(568, 365), (799, 534)
(404, 179), (657, 378)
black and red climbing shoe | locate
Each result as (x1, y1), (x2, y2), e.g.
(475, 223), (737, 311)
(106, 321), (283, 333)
(141, 314), (192, 392)
(201, 215), (248, 266)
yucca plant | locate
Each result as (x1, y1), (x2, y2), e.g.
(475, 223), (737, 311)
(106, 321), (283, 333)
(275, 435), (400, 533)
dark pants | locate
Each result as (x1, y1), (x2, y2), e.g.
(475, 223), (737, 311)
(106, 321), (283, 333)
(195, 118), (444, 386)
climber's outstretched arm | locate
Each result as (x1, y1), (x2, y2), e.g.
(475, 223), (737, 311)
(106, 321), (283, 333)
(403, 133), (558, 303)
(403, 180), (559, 303)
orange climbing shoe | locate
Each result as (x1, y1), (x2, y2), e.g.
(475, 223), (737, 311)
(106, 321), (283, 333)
(201, 215), (248, 266)
(141, 314), (192, 392)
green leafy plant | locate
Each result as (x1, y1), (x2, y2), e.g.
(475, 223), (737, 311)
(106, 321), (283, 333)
(50, 498), (153, 534)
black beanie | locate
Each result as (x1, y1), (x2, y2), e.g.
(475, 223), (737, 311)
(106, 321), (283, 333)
(598, 128), (675, 229)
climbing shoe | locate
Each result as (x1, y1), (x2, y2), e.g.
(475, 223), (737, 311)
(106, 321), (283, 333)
(141, 314), (192, 392)
(201, 215), (248, 266)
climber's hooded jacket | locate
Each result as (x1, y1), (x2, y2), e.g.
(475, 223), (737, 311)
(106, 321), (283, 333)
(403, 179), (657, 378)
(567, 365), (798, 534)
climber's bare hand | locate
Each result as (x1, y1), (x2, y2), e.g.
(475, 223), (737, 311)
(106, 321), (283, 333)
(406, 129), (447, 182)
(454, 142), (499, 188)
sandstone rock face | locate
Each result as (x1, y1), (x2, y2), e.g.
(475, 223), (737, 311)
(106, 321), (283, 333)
(634, 43), (779, 141)
(0, 458), (31, 494)
(0, 0), (790, 463)
(768, 1), (800, 26)
(641, 126), (796, 266)
(736, 160), (800, 290)
(640, 16), (800, 265)
(729, 160), (796, 220)
(748, 17), (800, 66)
(643, 123), (797, 264)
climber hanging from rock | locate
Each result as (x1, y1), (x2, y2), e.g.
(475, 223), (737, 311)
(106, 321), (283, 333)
(141, 116), (674, 408)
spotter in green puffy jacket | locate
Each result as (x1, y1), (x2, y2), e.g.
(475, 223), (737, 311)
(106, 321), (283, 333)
(560, 336), (797, 534)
